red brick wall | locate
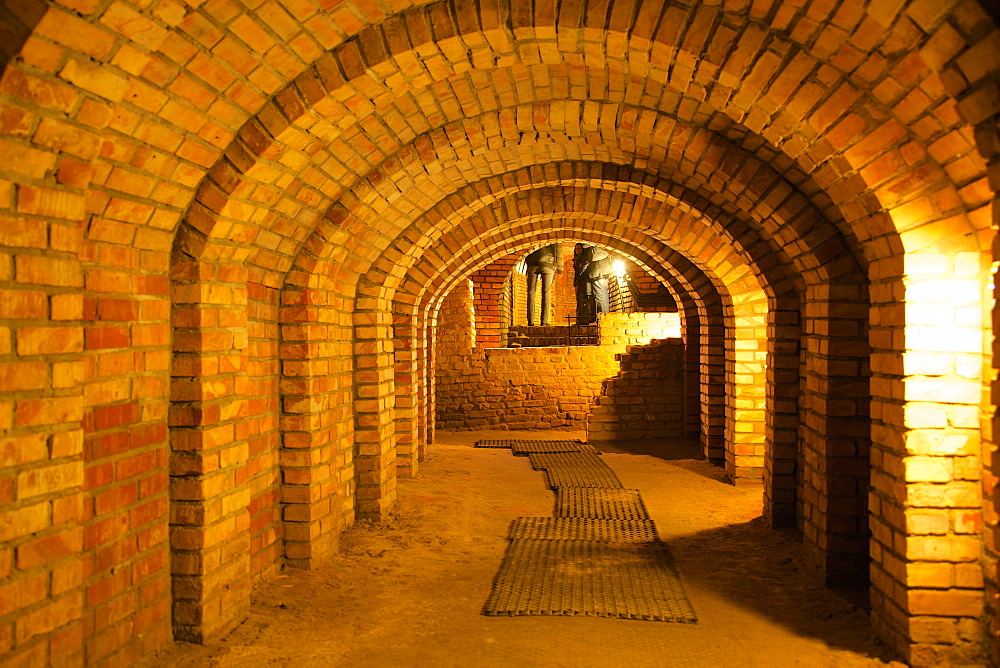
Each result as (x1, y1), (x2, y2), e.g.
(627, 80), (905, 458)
(0, 1), (996, 665)
(470, 257), (517, 348)
(435, 286), (682, 432)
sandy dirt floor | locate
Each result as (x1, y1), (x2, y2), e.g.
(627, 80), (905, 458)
(142, 431), (903, 667)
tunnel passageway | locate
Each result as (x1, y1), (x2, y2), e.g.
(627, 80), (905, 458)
(141, 430), (894, 668)
(1, 2), (998, 663)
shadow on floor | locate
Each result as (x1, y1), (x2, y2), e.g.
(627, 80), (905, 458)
(591, 436), (705, 460)
(665, 516), (892, 661)
(592, 437), (735, 486)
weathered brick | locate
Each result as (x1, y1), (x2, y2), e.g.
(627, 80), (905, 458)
(17, 326), (84, 356)
(15, 255), (82, 287)
(0, 501), (49, 542)
(58, 59), (129, 103)
(16, 527), (84, 569)
(16, 462), (84, 499)
(16, 186), (86, 220)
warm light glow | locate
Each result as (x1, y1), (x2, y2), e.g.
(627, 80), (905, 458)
(612, 259), (626, 276)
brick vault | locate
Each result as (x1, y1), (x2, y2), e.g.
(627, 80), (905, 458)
(0, 0), (999, 664)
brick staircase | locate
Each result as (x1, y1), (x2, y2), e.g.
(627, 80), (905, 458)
(507, 324), (599, 347)
(586, 337), (685, 441)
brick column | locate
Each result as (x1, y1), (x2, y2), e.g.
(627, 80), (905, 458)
(169, 260), (250, 642)
(353, 310), (397, 520)
(764, 293), (802, 528)
(278, 286), (343, 567)
(798, 287), (872, 587)
(701, 303), (726, 465)
(244, 282), (281, 579)
(731, 298), (767, 480)
(421, 316), (435, 450)
(679, 301), (701, 442)
(392, 314), (420, 478)
(871, 256), (986, 663)
(82, 245), (172, 661)
(0, 212), (87, 665)
(471, 258), (518, 348)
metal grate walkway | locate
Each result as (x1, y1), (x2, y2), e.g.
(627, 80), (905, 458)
(482, 440), (697, 623)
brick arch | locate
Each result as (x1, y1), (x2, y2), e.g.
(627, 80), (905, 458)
(287, 165), (806, 447)
(354, 170), (870, 582)
(275, 196), (761, 530)
(348, 168), (832, 496)
(268, 135), (868, 575)
(154, 31), (908, 632)
(162, 0), (985, 271)
(0, 0), (996, 664)
(414, 220), (757, 461)
(159, 116), (818, 620)
(388, 196), (816, 523)
(382, 184), (875, 587)
(5, 0), (987, 265)
(413, 219), (742, 449)
(304, 158), (862, 552)
(179, 97), (861, 294)
(418, 231), (727, 451)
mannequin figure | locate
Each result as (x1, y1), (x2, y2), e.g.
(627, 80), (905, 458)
(525, 244), (562, 326)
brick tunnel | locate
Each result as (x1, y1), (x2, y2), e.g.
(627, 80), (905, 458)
(0, 0), (999, 664)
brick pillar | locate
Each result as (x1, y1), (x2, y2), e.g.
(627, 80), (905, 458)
(278, 285), (342, 567)
(245, 282), (281, 578)
(471, 257), (518, 348)
(0, 213), (87, 665)
(764, 293), (801, 528)
(798, 287), (872, 587)
(169, 260), (250, 643)
(680, 301), (701, 442)
(871, 256), (986, 664)
(701, 304), (726, 465)
(82, 245), (172, 662)
(731, 297), (767, 479)
(354, 309), (397, 520)
(393, 314), (419, 478)
(421, 316), (435, 451)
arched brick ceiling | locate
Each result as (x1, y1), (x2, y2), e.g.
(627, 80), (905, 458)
(35, 0), (975, 288)
(402, 217), (763, 322)
(361, 184), (783, 311)
(178, 98), (854, 289)
(197, 131), (859, 321)
(294, 168), (814, 326)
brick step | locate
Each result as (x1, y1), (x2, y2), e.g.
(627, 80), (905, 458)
(585, 336), (685, 442)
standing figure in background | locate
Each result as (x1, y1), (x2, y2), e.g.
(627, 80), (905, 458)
(525, 243), (562, 326)
(573, 244), (592, 324)
(575, 245), (613, 324)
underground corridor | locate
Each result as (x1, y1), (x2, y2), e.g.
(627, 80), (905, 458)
(1, 0), (999, 666)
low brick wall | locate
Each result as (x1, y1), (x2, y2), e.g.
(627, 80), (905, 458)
(436, 346), (621, 430)
(587, 338), (685, 441)
(435, 285), (682, 431)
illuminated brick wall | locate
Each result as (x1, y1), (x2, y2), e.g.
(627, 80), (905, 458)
(435, 285), (682, 432)
(0, 0), (996, 664)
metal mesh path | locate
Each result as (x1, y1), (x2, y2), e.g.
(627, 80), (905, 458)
(556, 487), (650, 520)
(480, 438), (696, 624)
(527, 451), (608, 471)
(475, 439), (514, 449)
(508, 517), (660, 543)
(482, 540), (698, 623)
(545, 466), (624, 490)
(511, 440), (601, 455)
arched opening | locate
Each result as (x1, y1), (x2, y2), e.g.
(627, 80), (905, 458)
(0, 1), (995, 665)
